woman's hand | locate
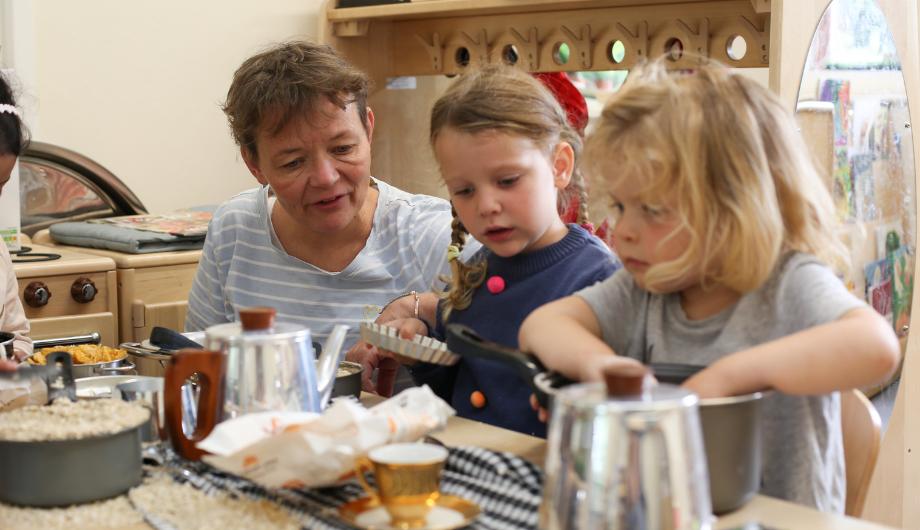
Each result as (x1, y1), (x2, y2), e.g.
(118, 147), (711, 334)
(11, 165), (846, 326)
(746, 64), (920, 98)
(0, 359), (16, 371)
(345, 340), (398, 396)
(345, 318), (430, 396)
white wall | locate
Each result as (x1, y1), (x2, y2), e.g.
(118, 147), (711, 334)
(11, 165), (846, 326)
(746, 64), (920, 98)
(26, 0), (323, 213)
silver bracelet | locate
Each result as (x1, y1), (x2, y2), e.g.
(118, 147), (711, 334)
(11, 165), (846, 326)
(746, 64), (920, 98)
(379, 290), (420, 319)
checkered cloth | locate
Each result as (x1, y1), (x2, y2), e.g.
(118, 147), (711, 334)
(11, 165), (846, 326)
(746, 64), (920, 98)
(140, 444), (543, 529)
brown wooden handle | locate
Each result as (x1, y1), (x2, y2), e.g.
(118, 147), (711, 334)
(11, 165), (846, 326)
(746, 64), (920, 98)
(164, 349), (225, 461)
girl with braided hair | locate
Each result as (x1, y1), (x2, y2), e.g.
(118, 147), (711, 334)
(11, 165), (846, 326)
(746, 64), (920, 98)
(382, 65), (621, 437)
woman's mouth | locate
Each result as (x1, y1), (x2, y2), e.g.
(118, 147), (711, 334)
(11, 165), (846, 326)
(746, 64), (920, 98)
(313, 194), (346, 209)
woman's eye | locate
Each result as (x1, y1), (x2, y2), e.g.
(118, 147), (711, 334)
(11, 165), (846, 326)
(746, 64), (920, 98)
(332, 145), (355, 156)
(281, 159), (303, 171)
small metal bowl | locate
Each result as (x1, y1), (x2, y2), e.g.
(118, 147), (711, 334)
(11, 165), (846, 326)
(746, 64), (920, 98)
(331, 361), (363, 400)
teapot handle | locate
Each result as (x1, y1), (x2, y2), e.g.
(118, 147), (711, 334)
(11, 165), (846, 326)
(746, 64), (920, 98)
(164, 349), (225, 461)
(316, 324), (350, 408)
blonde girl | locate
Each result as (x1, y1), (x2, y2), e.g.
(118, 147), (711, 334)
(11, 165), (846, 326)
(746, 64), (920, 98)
(519, 58), (899, 511)
(386, 65), (620, 437)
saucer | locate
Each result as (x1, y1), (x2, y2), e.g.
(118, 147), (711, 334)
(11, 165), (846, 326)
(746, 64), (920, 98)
(338, 495), (480, 530)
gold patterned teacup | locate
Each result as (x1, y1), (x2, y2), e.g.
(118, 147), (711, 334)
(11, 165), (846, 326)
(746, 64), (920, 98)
(355, 442), (449, 528)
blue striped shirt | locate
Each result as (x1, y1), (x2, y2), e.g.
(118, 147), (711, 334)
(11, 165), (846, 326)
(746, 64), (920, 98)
(185, 179), (455, 348)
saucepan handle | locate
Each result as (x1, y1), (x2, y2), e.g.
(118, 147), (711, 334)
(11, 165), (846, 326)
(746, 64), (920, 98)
(164, 349), (225, 461)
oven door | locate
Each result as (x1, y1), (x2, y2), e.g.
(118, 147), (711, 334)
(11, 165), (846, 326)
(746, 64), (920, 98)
(19, 141), (147, 237)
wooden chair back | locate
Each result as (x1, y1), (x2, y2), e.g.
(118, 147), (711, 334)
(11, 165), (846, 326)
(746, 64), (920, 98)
(841, 388), (882, 517)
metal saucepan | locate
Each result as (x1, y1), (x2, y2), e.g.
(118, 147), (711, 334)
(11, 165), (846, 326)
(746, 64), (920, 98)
(0, 425), (144, 506)
(26, 352), (136, 379)
(0, 354), (144, 507)
(445, 323), (763, 514)
(331, 360), (363, 400)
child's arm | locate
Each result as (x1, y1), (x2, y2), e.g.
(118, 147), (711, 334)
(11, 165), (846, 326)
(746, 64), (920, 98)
(519, 295), (641, 382)
(684, 307), (900, 398)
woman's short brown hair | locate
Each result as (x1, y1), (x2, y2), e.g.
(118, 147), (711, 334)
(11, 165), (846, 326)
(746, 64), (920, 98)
(223, 41), (370, 157)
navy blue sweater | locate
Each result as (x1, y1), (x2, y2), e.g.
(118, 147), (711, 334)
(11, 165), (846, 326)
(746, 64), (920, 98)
(410, 224), (619, 437)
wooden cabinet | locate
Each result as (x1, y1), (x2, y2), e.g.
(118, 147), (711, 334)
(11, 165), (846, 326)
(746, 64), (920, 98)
(13, 244), (118, 346)
(32, 231), (201, 344)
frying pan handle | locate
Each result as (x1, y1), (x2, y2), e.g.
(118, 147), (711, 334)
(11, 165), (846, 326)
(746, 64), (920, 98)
(445, 323), (548, 388)
(44, 351), (76, 403)
(446, 323), (548, 374)
(164, 349), (225, 461)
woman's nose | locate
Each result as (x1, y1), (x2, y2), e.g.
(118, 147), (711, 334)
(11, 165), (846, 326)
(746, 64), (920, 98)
(309, 156), (339, 187)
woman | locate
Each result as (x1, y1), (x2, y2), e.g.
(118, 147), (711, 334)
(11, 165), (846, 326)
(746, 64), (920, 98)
(185, 42), (457, 394)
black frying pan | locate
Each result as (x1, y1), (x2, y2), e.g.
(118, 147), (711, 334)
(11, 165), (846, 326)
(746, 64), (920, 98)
(445, 324), (707, 408)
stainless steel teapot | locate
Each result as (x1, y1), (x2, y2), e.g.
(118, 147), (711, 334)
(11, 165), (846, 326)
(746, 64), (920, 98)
(541, 367), (714, 530)
(204, 307), (348, 419)
(163, 307), (349, 460)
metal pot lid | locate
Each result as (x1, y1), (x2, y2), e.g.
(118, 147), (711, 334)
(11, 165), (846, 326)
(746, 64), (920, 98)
(556, 381), (699, 412)
(205, 321), (311, 346)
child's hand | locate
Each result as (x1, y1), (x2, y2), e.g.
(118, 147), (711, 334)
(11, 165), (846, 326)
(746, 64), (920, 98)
(529, 394), (549, 423)
(382, 318), (430, 366)
(578, 354), (646, 383)
(682, 363), (751, 399)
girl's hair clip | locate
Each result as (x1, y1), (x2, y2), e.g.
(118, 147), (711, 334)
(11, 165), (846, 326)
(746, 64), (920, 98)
(0, 104), (20, 118)
(446, 245), (461, 262)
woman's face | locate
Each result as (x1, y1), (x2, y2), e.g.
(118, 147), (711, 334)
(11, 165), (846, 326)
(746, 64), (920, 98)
(0, 153), (16, 197)
(242, 99), (375, 236)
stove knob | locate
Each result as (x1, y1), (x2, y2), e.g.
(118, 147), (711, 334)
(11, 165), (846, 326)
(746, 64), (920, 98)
(23, 281), (51, 308)
(71, 277), (97, 303)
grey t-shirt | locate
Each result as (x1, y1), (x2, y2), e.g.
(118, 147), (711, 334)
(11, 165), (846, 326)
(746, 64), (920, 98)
(576, 252), (865, 513)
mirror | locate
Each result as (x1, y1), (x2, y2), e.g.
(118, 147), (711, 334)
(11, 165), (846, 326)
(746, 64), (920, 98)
(797, 0), (914, 403)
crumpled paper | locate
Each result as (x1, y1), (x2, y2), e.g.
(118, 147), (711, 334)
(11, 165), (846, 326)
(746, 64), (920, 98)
(198, 385), (455, 489)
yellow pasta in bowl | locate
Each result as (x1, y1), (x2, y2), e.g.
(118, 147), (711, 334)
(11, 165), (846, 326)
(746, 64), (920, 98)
(28, 344), (128, 365)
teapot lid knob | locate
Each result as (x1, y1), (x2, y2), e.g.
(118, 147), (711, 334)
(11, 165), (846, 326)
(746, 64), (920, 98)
(238, 307), (277, 331)
(603, 364), (650, 397)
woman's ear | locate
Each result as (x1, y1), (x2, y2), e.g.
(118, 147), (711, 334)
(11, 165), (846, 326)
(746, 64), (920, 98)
(551, 142), (575, 190)
(241, 146), (268, 186)
(365, 107), (376, 143)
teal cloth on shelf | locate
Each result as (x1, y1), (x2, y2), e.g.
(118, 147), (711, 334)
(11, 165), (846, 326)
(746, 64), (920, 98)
(49, 221), (205, 254)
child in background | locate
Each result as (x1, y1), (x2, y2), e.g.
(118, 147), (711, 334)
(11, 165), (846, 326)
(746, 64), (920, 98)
(519, 59), (899, 512)
(0, 73), (31, 369)
(388, 65), (620, 437)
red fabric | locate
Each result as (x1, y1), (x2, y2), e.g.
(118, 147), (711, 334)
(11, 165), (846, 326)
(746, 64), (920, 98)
(533, 72), (589, 134)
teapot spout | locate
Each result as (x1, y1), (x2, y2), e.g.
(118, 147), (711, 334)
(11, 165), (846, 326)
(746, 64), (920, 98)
(316, 324), (350, 408)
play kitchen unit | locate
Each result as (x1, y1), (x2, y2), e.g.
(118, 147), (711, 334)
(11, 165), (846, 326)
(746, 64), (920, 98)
(2, 0), (920, 528)
(32, 231), (203, 345)
(12, 244), (118, 347)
